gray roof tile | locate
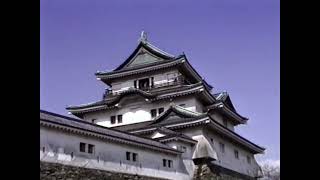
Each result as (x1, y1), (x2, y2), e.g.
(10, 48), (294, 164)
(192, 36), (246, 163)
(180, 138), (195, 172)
(40, 110), (181, 154)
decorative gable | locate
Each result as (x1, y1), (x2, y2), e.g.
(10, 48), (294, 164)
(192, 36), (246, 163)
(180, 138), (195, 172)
(113, 41), (175, 71)
(125, 48), (165, 68)
(151, 131), (166, 139)
(151, 105), (205, 125)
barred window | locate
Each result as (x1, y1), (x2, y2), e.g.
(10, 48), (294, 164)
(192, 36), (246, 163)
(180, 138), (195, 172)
(132, 153), (138, 162)
(151, 109), (157, 118)
(126, 152), (131, 161)
(168, 160), (173, 168)
(117, 115), (123, 123)
(80, 142), (86, 152)
(158, 108), (164, 114)
(219, 142), (225, 153)
(247, 155), (251, 164)
(88, 144), (95, 154)
(234, 150), (239, 159)
(111, 116), (116, 124)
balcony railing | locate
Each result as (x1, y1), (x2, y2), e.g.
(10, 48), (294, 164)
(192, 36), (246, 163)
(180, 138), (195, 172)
(104, 75), (187, 98)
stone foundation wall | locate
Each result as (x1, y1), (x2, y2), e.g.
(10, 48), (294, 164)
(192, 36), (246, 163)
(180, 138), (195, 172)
(193, 163), (257, 180)
(40, 162), (167, 180)
(40, 161), (258, 180)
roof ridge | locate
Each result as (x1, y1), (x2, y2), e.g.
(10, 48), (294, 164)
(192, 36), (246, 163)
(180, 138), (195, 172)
(172, 104), (203, 116)
(145, 41), (175, 58)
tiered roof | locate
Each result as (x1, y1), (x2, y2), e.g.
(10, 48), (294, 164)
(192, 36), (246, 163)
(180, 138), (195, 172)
(66, 82), (215, 117)
(67, 37), (248, 123)
(40, 110), (182, 154)
(112, 105), (265, 154)
(64, 35), (261, 153)
(95, 40), (213, 90)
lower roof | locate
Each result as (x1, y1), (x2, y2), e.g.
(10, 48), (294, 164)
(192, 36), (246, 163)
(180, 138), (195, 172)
(40, 110), (181, 155)
(112, 108), (265, 154)
(152, 127), (197, 144)
(66, 82), (214, 117)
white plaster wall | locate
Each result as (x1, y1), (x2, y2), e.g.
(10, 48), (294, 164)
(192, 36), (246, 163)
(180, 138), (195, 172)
(83, 96), (205, 127)
(40, 127), (191, 180)
(208, 112), (235, 131)
(194, 98), (206, 113)
(165, 141), (194, 160)
(165, 141), (195, 178)
(111, 69), (180, 94)
(179, 127), (204, 138)
(203, 129), (261, 177)
(178, 127), (260, 177)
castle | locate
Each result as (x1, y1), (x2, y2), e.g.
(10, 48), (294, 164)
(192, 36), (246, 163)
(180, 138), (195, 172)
(40, 32), (265, 180)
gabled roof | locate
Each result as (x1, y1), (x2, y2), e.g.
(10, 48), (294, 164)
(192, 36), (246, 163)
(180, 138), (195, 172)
(207, 102), (248, 124)
(213, 91), (236, 112)
(121, 116), (265, 154)
(151, 104), (206, 124)
(113, 41), (176, 71)
(95, 40), (213, 90)
(40, 110), (181, 154)
(152, 127), (197, 144)
(211, 92), (248, 124)
(112, 105), (207, 132)
(110, 107), (264, 154)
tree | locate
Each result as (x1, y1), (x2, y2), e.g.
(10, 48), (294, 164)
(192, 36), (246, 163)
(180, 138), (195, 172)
(260, 163), (280, 180)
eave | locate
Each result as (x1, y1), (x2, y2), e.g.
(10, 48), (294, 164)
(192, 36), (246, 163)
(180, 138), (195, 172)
(113, 41), (175, 71)
(95, 58), (184, 87)
(178, 55), (213, 90)
(40, 110), (181, 155)
(95, 56), (213, 91)
(207, 102), (248, 124)
(129, 117), (264, 154)
(156, 136), (198, 145)
(130, 117), (210, 134)
(67, 83), (214, 116)
(207, 118), (265, 154)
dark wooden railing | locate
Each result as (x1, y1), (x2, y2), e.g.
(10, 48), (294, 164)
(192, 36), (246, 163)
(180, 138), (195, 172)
(104, 76), (186, 98)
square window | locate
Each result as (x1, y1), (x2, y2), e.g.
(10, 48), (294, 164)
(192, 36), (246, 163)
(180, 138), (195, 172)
(88, 144), (95, 154)
(158, 108), (164, 114)
(219, 142), (225, 153)
(117, 115), (122, 123)
(132, 153), (138, 162)
(138, 78), (150, 89)
(151, 109), (157, 118)
(247, 156), (251, 164)
(126, 152), (131, 161)
(163, 159), (167, 167)
(80, 142), (86, 152)
(234, 150), (239, 159)
(111, 116), (116, 124)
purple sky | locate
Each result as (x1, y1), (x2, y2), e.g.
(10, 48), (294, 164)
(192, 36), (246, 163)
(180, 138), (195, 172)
(40, 0), (279, 163)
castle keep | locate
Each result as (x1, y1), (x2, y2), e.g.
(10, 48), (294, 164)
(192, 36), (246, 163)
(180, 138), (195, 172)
(40, 33), (265, 180)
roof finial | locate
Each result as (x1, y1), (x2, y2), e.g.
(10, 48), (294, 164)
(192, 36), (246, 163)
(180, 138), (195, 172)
(139, 31), (147, 43)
